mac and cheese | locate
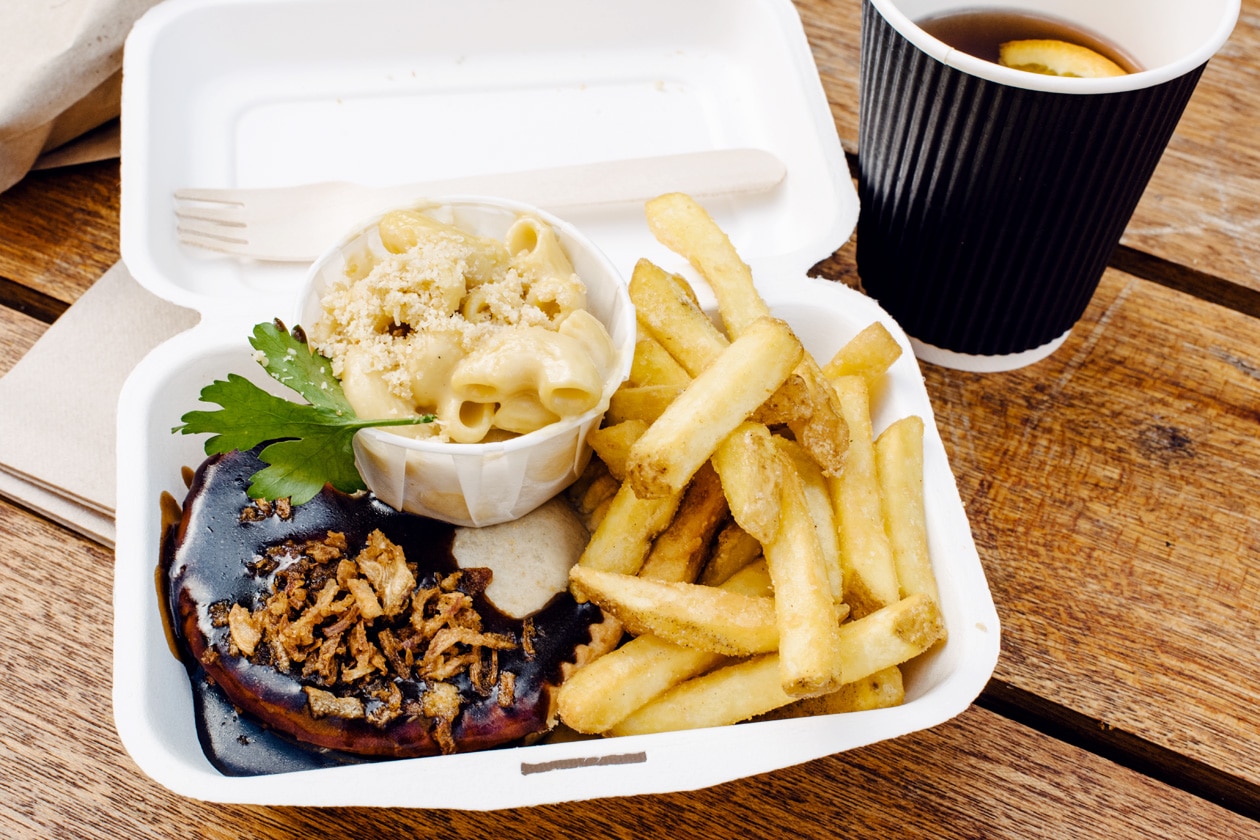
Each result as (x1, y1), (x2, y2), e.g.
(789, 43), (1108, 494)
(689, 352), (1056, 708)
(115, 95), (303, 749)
(310, 208), (617, 444)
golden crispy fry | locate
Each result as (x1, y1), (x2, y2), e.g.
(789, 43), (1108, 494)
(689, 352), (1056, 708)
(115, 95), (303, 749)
(629, 255), (850, 475)
(628, 258), (727, 377)
(763, 458), (846, 697)
(607, 384), (684, 426)
(587, 419), (649, 481)
(644, 193), (850, 473)
(578, 482), (682, 576)
(645, 192), (770, 338)
(627, 317), (803, 499)
(822, 321), (903, 389)
(630, 335), (692, 388)
(587, 493), (616, 532)
(774, 437), (842, 603)
(750, 373), (811, 425)
(571, 470), (620, 525)
(698, 521), (763, 587)
(566, 196), (949, 737)
(718, 557), (773, 598)
(785, 361), (850, 477)
(758, 666), (904, 721)
(567, 456), (613, 506)
(568, 566), (778, 656)
(710, 421), (783, 546)
(608, 654), (789, 735)
(557, 634), (728, 734)
(829, 375), (900, 618)
(874, 415), (939, 604)
(555, 561), (770, 734)
(639, 463), (729, 584)
(833, 593), (946, 682)
(610, 596), (943, 736)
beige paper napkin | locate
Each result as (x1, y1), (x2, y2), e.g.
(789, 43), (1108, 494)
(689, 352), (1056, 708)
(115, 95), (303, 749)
(0, 0), (159, 193)
(0, 263), (198, 546)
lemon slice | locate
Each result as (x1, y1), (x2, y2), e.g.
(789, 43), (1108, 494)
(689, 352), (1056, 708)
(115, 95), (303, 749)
(998, 39), (1127, 78)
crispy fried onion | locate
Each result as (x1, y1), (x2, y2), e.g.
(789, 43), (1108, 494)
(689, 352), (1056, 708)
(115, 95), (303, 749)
(215, 528), (517, 754)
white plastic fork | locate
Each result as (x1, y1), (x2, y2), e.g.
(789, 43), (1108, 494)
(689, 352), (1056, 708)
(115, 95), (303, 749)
(173, 148), (787, 262)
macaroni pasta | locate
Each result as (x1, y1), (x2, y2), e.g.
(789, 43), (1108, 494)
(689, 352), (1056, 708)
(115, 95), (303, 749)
(310, 208), (617, 444)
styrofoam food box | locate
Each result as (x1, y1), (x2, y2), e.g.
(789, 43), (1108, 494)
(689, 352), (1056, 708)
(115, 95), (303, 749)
(113, 0), (1000, 809)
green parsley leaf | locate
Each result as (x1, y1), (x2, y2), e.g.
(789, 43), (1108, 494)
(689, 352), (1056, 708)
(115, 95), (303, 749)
(246, 321), (354, 413)
(173, 320), (432, 505)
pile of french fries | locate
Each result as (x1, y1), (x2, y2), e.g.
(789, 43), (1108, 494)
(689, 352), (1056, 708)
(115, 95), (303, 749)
(558, 193), (946, 737)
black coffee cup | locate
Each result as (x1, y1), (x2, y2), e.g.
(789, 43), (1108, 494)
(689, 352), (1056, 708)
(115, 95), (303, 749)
(857, 0), (1238, 371)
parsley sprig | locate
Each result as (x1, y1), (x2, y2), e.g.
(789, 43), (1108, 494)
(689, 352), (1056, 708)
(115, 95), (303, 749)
(174, 321), (432, 504)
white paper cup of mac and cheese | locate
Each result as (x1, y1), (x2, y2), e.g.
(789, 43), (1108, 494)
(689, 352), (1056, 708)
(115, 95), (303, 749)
(299, 197), (635, 527)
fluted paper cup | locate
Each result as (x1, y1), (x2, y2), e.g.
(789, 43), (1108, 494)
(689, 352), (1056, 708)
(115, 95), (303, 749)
(300, 197), (635, 526)
(857, 0), (1238, 371)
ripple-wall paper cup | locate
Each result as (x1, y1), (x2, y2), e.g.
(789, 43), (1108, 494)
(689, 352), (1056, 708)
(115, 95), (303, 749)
(856, 0), (1239, 371)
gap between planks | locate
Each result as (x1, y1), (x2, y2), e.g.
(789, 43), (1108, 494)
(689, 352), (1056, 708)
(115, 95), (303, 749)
(978, 678), (1260, 823)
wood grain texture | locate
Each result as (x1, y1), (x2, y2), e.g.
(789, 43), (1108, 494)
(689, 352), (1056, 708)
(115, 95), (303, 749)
(926, 268), (1260, 787)
(1123, 25), (1260, 294)
(0, 494), (1251, 839)
(1, 2), (1259, 835)
(0, 307), (45, 378)
(797, 0), (862, 154)
(0, 160), (120, 304)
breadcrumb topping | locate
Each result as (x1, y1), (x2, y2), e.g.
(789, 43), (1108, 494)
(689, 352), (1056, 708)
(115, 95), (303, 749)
(217, 528), (518, 753)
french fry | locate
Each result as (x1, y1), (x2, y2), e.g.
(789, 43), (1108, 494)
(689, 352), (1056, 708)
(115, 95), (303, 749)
(629, 254), (848, 479)
(560, 195), (947, 740)
(784, 361), (850, 477)
(586, 493), (615, 532)
(571, 469), (620, 524)
(645, 192), (770, 337)
(719, 557), (774, 597)
(628, 258), (726, 377)
(557, 635), (729, 734)
(698, 521), (763, 586)
(710, 421), (783, 546)
(757, 666), (904, 721)
(587, 419), (648, 480)
(774, 437), (842, 603)
(832, 593), (946, 682)
(829, 375), (900, 617)
(578, 482), (682, 576)
(638, 463), (729, 584)
(630, 335), (692, 388)
(645, 194), (850, 474)
(763, 458), (846, 697)
(609, 595), (944, 736)
(822, 321), (903, 388)
(874, 415), (939, 604)
(626, 317), (803, 499)
(608, 653), (789, 736)
(555, 561), (772, 734)
(607, 384), (684, 426)
(568, 565), (778, 656)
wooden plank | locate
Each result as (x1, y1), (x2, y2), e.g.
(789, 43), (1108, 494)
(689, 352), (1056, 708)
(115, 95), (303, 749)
(924, 267), (1260, 789)
(0, 307), (44, 378)
(0, 160), (120, 305)
(1125, 34), (1260, 295)
(797, 0), (861, 154)
(0, 495), (1252, 838)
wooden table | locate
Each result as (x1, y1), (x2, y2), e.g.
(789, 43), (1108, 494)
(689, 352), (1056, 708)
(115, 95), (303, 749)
(1, 1), (1257, 837)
